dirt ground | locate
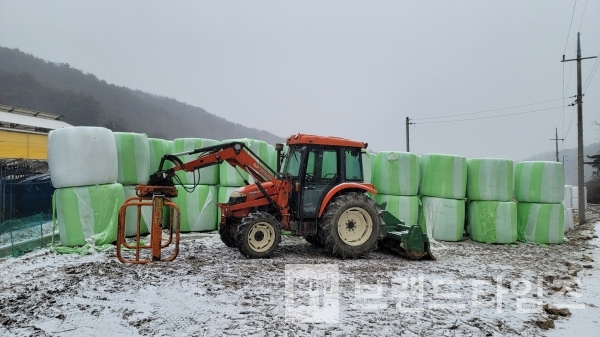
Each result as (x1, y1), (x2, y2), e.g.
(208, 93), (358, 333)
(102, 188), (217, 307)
(1, 206), (599, 337)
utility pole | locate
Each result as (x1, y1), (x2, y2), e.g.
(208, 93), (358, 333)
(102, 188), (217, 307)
(405, 117), (411, 152)
(550, 128), (564, 162)
(562, 32), (597, 224)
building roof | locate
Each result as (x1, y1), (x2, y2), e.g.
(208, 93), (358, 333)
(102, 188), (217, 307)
(0, 105), (72, 132)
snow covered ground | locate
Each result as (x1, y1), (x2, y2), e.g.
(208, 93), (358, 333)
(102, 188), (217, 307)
(1, 208), (599, 337)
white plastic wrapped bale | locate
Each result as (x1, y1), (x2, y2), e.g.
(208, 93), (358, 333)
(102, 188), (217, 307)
(220, 139), (273, 187)
(53, 183), (124, 247)
(418, 196), (465, 242)
(375, 194), (419, 226)
(172, 138), (220, 185)
(571, 186), (587, 211)
(467, 158), (513, 201)
(148, 138), (172, 174)
(172, 185), (218, 232)
(113, 132), (150, 185)
(564, 208), (575, 232)
(419, 154), (467, 199)
(517, 202), (564, 244)
(467, 201), (517, 244)
(563, 185), (573, 209)
(372, 151), (419, 195)
(217, 186), (239, 224)
(122, 186), (151, 237)
(514, 161), (564, 203)
(48, 127), (118, 188)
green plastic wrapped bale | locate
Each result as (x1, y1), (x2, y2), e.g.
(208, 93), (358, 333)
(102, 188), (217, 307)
(517, 202), (564, 244)
(418, 196), (465, 242)
(467, 201), (517, 244)
(113, 132), (150, 185)
(514, 161), (564, 203)
(123, 186), (151, 237)
(148, 138), (172, 174)
(372, 151), (419, 195)
(375, 194), (419, 226)
(467, 158), (514, 201)
(53, 183), (124, 247)
(220, 139), (272, 187)
(172, 138), (220, 185)
(173, 185), (218, 232)
(419, 154), (467, 199)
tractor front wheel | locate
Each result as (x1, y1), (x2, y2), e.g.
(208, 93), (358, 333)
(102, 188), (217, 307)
(219, 219), (237, 248)
(236, 212), (281, 258)
(318, 192), (382, 259)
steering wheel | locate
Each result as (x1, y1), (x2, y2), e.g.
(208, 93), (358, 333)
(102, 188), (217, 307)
(322, 173), (337, 179)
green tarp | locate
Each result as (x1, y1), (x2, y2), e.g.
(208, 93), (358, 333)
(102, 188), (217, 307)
(467, 158), (513, 201)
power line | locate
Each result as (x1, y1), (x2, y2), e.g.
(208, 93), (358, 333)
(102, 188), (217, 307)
(411, 98), (564, 121)
(578, 0), (588, 31)
(583, 54), (600, 92)
(564, 0), (578, 55)
(415, 106), (566, 125)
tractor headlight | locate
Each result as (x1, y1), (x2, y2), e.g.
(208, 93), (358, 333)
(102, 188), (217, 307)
(228, 190), (247, 205)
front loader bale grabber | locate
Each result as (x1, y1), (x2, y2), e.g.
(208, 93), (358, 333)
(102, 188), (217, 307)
(117, 185), (181, 264)
(378, 203), (436, 261)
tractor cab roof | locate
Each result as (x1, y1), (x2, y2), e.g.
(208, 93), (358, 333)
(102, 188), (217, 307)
(286, 133), (367, 149)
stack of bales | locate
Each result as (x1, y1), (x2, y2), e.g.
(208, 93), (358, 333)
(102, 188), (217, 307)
(563, 185), (574, 232)
(145, 138), (173, 229)
(514, 161), (565, 244)
(371, 151), (420, 229)
(218, 139), (276, 223)
(114, 132), (151, 237)
(466, 159), (517, 244)
(418, 154), (467, 241)
(49, 127), (124, 247)
(171, 138), (220, 232)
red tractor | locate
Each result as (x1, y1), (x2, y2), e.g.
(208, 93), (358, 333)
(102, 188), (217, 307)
(118, 134), (433, 262)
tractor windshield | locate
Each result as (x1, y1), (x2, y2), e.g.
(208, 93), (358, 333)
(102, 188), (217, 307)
(283, 146), (302, 177)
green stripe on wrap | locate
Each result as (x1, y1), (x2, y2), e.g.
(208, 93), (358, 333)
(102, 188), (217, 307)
(219, 139), (272, 186)
(514, 161), (564, 203)
(148, 138), (172, 174)
(517, 202), (564, 244)
(173, 185), (218, 232)
(468, 201), (517, 244)
(375, 194), (419, 226)
(173, 138), (220, 185)
(54, 183), (124, 246)
(114, 132), (150, 185)
(419, 154), (467, 199)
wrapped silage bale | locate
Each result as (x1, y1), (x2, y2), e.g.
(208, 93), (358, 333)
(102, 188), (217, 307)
(148, 138), (172, 174)
(419, 154), (467, 199)
(514, 161), (564, 203)
(172, 138), (220, 185)
(564, 208), (574, 232)
(173, 185), (218, 232)
(48, 127), (118, 188)
(113, 132), (150, 185)
(122, 186), (151, 237)
(220, 139), (272, 186)
(517, 202), (564, 244)
(375, 194), (419, 226)
(372, 151), (420, 195)
(467, 158), (513, 201)
(562, 185), (573, 209)
(467, 201), (517, 244)
(571, 186), (587, 211)
(418, 196), (465, 242)
(53, 183), (124, 246)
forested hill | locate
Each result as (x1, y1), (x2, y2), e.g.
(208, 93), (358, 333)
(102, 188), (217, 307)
(0, 47), (284, 144)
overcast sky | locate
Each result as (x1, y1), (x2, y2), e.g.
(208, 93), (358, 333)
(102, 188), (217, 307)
(1, 1), (599, 161)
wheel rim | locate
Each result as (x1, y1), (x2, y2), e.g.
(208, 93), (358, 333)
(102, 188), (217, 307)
(247, 222), (276, 252)
(337, 207), (373, 246)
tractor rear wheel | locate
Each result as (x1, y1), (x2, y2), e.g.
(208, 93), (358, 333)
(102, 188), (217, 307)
(318, 192), (383, 259)
(236, 212), (281, 258)
(304, 234), (323, 247)
(219, 219), (237, 248)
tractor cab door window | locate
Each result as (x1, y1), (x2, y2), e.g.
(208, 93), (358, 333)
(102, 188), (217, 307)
(299, 148), (339, 218)
(345, 149), (364, 182)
